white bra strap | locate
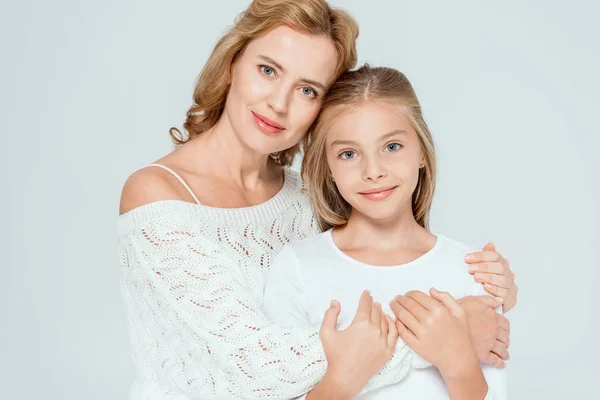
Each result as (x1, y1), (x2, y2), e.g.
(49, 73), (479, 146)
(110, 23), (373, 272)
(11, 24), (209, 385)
(145, 163), (201, 205)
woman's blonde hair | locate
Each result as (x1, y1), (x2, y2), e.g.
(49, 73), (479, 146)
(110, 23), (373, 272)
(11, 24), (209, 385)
(170, 0), (359, 166)
(302, 64), (437, 231)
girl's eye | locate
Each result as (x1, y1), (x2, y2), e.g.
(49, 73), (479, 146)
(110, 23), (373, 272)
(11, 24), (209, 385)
(260, 65), (276, 77)
(340, 150), (356, 160)
(385, 143), (402, 152)
(301, 87), (317, 98)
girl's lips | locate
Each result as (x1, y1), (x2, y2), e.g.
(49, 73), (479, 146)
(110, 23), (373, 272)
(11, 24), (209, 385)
(359, 186), (398, 200)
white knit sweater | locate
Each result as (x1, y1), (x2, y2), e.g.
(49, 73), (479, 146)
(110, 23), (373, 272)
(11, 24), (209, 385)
(118, 169), (413, 400)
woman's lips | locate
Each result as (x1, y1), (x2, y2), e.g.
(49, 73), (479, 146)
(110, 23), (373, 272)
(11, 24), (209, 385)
(359, 186), (398, 200)
(252, 111), (285, 135)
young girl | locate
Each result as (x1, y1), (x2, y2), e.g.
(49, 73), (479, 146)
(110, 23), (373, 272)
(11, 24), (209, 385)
(263, 65), (507, 399)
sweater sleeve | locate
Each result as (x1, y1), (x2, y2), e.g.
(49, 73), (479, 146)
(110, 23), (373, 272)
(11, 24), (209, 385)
(121, 213), (326, 399)
(120, 212), (413, 399)
(263, 245), (414, 398)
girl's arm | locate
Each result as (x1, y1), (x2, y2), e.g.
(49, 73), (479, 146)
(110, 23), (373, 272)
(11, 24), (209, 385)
(390, 289), (489, 400)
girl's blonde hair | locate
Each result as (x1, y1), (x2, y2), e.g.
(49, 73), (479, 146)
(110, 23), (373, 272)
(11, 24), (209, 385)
(170, 0), (359, 166)
(302, 64), (437, 231)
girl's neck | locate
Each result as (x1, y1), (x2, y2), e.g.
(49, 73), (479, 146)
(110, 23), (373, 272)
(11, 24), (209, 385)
(335, 208), (432, 253)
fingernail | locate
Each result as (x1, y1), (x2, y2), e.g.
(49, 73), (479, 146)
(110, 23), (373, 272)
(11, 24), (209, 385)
(474, 273), (483, 281)
(465, 254), (475, 262)
(468, 265), (478, 272)
(330, 300), (336, 307)
(495, 297), (504, 303)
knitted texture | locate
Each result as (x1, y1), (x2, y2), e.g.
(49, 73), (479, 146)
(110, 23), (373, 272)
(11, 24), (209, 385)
(118, 169), (413, 399)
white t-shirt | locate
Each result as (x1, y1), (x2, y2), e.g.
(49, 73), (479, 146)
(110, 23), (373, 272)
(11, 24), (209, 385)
(263, 230), (507, 399)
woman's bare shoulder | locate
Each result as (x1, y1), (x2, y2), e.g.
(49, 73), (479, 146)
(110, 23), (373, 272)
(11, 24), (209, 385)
(119, 165), (184, 215)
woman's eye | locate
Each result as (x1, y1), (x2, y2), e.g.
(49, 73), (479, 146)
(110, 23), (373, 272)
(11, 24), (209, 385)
(301, 87), (317, 97)
(261, 65), (275, 76)
(340, 150), (356, 160)
(385, 143), (402, 152)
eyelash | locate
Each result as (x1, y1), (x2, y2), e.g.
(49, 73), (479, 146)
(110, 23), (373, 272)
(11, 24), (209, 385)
(338, 143), (403, 160)
(258, 64), (319, 99)
(338, 150), (357, 160)
(385, 142), (403, 152)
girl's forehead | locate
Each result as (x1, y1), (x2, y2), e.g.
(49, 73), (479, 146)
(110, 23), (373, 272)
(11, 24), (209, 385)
(327, 102), (413, 136)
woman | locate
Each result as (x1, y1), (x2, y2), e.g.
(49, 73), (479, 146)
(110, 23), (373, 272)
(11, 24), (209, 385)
(118, 0), (517, 398)
(264, 65), (507, 399)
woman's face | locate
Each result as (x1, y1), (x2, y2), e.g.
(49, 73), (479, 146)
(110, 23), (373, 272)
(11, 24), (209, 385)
(224, 25), (339, 156)
(325, 101), (425, 222)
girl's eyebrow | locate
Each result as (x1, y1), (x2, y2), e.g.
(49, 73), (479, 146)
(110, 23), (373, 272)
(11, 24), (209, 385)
(329, 130), (407, 148)
(378, 130), (407, 141)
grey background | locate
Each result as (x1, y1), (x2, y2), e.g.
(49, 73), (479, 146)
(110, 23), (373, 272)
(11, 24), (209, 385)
(3, 0), (598, 398)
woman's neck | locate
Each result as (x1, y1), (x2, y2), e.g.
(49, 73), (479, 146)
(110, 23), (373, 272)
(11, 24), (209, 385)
(189, 114), (281, 189)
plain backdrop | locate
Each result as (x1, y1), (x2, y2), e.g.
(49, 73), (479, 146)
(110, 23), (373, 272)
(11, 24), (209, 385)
(3, 0), (599, 398)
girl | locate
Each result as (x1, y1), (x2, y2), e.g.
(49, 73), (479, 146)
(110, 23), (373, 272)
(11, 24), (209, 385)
(263, 65), (507, 399)
(118, 1), (516, 398)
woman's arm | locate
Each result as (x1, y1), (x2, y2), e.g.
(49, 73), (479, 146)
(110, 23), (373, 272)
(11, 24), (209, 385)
(122, 217), (413, 398)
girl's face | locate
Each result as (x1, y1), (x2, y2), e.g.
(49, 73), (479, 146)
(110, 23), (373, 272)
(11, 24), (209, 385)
(326, 101), (425, 223)
(224, 25), (339, 156)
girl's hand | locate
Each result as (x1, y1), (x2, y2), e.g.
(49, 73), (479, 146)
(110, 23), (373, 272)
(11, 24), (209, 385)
(389, 289), (478, 375)
(390, 289), (488, 400)
(465, 242), (518, 313)
(310, 290), (398, 400)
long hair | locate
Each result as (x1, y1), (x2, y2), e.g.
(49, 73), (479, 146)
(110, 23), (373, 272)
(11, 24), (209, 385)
(170, 0), (359, 166)
(302, 65), (437, 230)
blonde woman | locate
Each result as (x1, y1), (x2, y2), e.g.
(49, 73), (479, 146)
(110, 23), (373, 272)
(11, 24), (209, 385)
(263, 65), (508, 399)
(118, 1), (517, 398)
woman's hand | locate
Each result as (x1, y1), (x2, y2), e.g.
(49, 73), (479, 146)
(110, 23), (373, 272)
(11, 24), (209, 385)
(459, 295), (510, 368)
(465, 242), (518, 313)
(390, 289), (488, 400)
(308, 290), (398, 400)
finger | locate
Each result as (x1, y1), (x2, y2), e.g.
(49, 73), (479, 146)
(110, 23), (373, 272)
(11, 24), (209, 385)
(395, 318), (418, 348)
(465, 250), (502, 264)
(355, 290), (373, 321)
(497, 328), (510, 348)
(485, 352), (506, 369)
(496, 314), (510, 333)
(320, 300), (341, 335)
(386, 315), (399, 348)
(469, 295), (504, 309)
(379, 307), (388, 335)
(404, 290), (439, 311)
(390, 300), (421, 335)
(429, 288), (462, 316)
(397, 295), (429, 321)
(474, 273), (510, 288)
(483, 284), (509, 299)
(483, 242), (496, 251)
(468, 261), (505, 275)
(371, 302), (382, 326)
(492, 341), (509, 360)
